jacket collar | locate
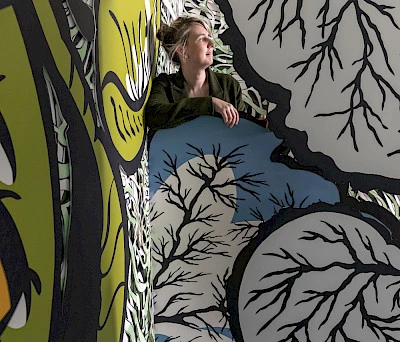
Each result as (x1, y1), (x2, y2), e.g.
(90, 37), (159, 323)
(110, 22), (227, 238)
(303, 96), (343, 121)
(172, 67), (224, 98)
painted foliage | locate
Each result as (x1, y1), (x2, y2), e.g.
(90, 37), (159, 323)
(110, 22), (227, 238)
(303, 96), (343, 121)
(0, 0), (157, 341)
(150, 0), (400, 341)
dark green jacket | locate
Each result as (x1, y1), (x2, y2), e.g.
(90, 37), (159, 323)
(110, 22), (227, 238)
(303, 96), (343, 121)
(145, 68), (245, 130)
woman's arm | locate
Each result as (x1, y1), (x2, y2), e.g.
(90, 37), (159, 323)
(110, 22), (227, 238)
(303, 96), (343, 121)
(145, 73), (246, 130)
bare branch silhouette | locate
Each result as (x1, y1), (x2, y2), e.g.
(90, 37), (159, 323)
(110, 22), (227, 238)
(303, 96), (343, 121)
(153, 143), (267, 289)
(249, 0), (306, 47)
(155, 269), (232, 340)
(269, 183), (309, 214)
(149, 201), (164, 222)
(229, 207), (265, 244)
(250, 0), (400, 152)
(243, 219), (400, 338)
(152, 143), (267, 337)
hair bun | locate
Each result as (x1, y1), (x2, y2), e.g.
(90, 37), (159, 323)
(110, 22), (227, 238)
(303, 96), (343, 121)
(156, 22), (169, 44)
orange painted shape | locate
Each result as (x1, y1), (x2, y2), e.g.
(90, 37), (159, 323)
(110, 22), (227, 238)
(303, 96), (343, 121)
(0, 259), (11, 322)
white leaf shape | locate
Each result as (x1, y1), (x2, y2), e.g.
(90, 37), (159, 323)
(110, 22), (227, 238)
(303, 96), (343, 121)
(8, 294), (27, 329)
(0, 142), (13, 185)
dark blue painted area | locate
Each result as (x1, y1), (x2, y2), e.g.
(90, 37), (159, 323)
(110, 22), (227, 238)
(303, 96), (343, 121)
(149, 116), (339, 223)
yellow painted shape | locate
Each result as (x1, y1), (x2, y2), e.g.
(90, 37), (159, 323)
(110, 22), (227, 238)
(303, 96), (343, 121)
(34, 1), (72, 89)
(0, 260), (11, 322)
(95, 1), (160, 339)
(35, 1), (89, 124)
(93, 139), (126, 341)
(0, 6), (54, 341)
(101, 83), (145, 154)
(97, 0), (159, 161)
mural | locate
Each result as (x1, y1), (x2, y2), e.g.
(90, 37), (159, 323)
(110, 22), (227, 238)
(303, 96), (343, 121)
(150, 0), (400, 341)
(228, 202), (400, 342)
(3, 0), (400, 340)
(217, 0), (400, 193)
(0, 0), (157, 340)
(95, 0), (157, 340)
(149, 117), (340, 340)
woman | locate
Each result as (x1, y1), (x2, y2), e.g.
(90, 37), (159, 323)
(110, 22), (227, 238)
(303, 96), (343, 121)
(145, 16), (251, 131)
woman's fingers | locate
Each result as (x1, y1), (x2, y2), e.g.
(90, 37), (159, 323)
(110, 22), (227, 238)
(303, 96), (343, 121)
(222, 106), (238, 128)
(233, 107), (239, 125)
(212, 97), (240, 128)
(226, 107), (239, 128)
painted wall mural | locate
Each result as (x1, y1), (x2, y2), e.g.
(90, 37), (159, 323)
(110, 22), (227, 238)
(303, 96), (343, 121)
(218, 0), (400, 194)
(149, 117), (340, 340)
(3, 0), (400, 341)
(150, 0), (400, 341)
(0, 0), (157, 341)
(229, 203), (400, 342)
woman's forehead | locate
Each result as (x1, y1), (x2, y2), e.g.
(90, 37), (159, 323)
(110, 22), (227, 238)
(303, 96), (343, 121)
(188, 23), (210, 37)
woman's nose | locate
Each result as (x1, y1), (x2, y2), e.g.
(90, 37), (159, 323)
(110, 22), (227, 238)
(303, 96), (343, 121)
(208, 39), (215, 48)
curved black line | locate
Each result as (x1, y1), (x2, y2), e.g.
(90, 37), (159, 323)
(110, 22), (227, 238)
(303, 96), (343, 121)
(132, 20), (138, 77)
(98, 281), (125, 330)
(101, 179), (116, 252)
(68, 58), (74, 89)
(0, 189), (20, 200)
(110, 96), (126, 142)
(124, 21), (135, 83)
(101, 70), (148, 112)
(109, 10), (131, 81)
(102, 222), (124, 277)
(26, 267), (42, 317)
(120, 105), (132, 138)
(387, 149), (400, 157)
(341, 196), (400, 242)
(126, 110), (136, 136)
(132, 115), (140, 133)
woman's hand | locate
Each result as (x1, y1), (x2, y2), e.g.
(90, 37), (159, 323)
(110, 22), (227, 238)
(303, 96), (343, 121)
(212, 97), (239, 128)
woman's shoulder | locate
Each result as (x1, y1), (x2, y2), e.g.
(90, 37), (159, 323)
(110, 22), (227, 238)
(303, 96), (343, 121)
(153, 72), (177, 81)
(211, 69), (235, 79)
(211, 69), (240, 86)
(152, 71), (182, 87)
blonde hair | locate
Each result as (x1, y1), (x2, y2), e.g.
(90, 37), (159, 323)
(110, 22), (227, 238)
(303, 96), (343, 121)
(157, 16), (211, 64)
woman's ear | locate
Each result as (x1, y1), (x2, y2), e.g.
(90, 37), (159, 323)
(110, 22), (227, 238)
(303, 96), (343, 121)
(176, 45), (187, 62)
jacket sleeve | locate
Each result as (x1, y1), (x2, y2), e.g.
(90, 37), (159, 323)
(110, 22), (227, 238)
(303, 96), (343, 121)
(145, 74), (214, 130)
(234, 77), (246, 112)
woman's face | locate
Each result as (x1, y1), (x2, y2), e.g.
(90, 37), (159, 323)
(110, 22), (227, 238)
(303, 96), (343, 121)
(182, 23), (214, 69)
